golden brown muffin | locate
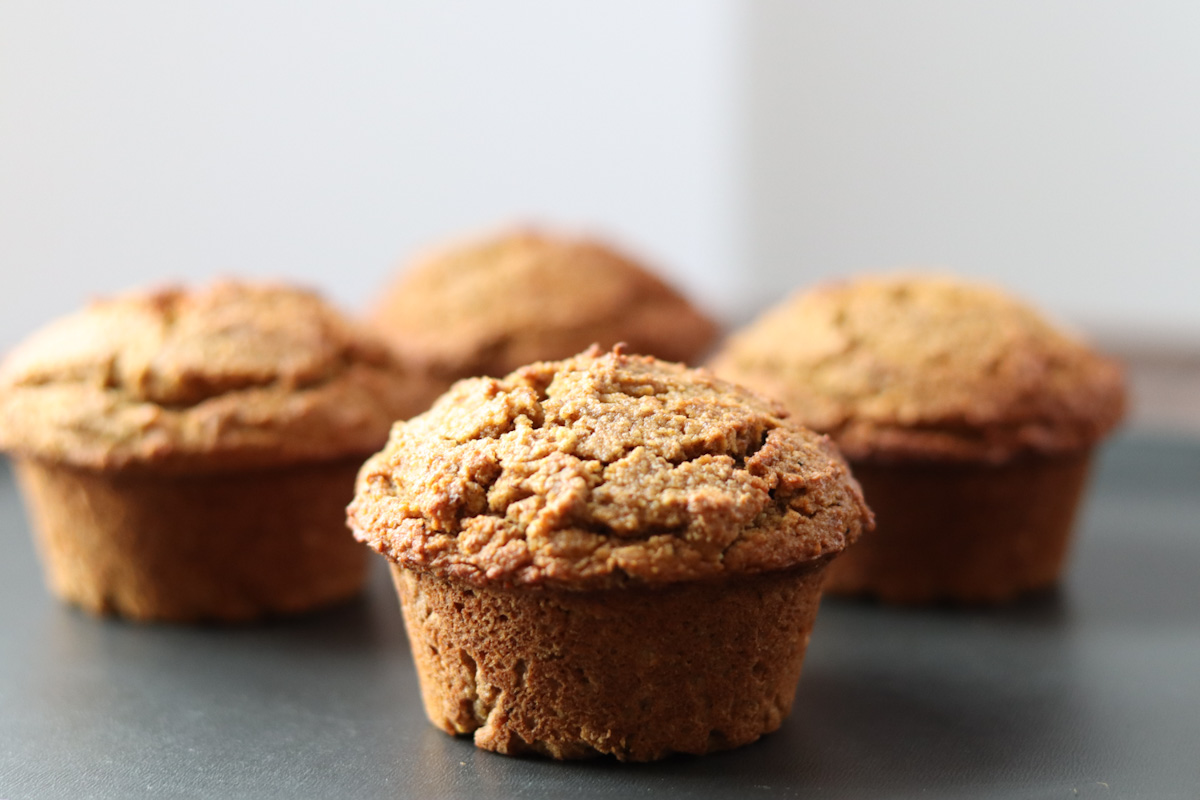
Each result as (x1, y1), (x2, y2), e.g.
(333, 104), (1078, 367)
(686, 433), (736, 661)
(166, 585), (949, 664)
(709, 274), (1126, 604)
(367, 229), (720, 390)
(348, 346), (872, 761)
(0, 281), (432, 622)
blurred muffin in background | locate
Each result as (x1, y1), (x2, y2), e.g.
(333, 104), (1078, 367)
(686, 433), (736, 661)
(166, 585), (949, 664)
(0, 281), (431, 622)
(709, 273), (1127, 604)
(368, 228), (720, 392)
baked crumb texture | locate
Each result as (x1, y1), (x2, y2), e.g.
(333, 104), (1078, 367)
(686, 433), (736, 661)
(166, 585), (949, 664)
(349, 347), (870, 590)
(710, 274), (1126, 464)
(349, 348), (873, 760)
(0, 281), (434, 472)
(368, 229), (720, 386)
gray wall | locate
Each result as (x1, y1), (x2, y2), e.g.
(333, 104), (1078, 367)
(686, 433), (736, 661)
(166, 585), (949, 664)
(744, 2), (1200, 336)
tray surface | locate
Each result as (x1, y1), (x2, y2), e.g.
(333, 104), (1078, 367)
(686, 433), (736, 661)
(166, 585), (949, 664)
(1, 435), (1198, 799)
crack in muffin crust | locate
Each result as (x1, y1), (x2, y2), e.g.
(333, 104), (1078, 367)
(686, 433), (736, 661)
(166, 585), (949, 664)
(348, 347), (872, 589)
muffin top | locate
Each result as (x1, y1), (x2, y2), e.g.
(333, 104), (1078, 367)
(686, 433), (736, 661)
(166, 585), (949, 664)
(347, 347), (871, 590)
(368, 229), (720, 384)
(0, 281), (434, 472)
(709, 274), (1127, 464)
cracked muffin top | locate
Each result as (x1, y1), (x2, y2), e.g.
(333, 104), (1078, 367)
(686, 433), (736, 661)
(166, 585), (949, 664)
(709, 274), (1127, 464)
(368, 229), (720, 386)
(0, 281), (436, 472)
(347, 347), (872, 590)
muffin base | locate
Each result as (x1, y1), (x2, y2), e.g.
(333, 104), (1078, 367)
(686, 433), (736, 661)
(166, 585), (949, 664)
(823, 451), (1093, 604)
(14, 457), (368, 622)
(393, 562), (828, 762)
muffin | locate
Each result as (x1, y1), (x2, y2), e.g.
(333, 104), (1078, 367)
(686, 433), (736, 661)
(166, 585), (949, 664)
(710, 274), (1126, 604)
(0, 281), (433, 622)
(347, 346), (872, 761)
(368, 228), (720, 393)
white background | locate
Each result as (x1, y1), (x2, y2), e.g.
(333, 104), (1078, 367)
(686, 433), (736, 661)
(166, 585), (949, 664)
(1, 1), (1196, 353)
(0, 1), (741, 350)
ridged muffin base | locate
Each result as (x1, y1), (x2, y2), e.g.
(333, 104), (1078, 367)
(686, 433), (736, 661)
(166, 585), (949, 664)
(393, 562), (829, 761)
(14, 457), (368, 622)
(823, 451), (1093, 604)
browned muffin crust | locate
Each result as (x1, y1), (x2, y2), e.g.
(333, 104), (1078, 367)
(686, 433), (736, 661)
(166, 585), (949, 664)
(368, 229), (720, 383)
(0, 281), (433, 472)
(709, 274), (1127, 463)
(348, 347), (871, 590)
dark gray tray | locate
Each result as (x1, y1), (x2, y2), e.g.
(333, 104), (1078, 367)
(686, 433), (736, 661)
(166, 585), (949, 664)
(2, 435), (1198, 800)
